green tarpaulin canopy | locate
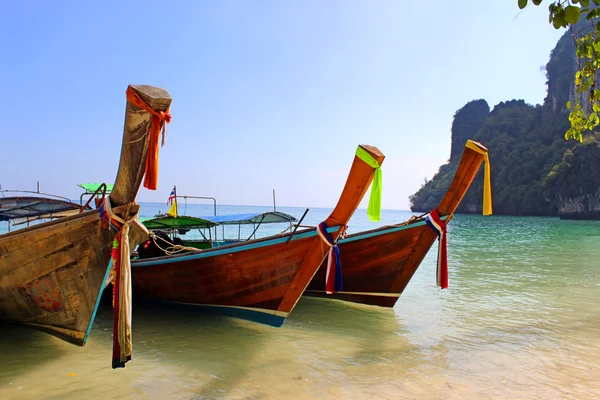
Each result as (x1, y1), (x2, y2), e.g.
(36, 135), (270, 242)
(78, 183), (114, 194)
(141, 215), (217, 230)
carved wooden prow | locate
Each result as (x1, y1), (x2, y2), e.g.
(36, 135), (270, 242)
(110, 85), (172, 207)
(389, 140), (489, 295)
(437, 140), (488, 216)
(324, 144), (385, 235)
(277, 144), (385, 312)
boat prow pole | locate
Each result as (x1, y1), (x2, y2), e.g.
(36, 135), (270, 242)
(436, 139), (490, 216)
(390, 139), (490, 295)
(110, 85), (172, 207)
(277, 144), (385, 314)
(107, 85), (172, 369)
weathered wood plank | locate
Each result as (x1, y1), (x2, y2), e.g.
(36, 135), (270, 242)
(110, 85), (172, 206)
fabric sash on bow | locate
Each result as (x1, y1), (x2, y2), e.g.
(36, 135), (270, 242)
(425, 208), (448, 289)
(317, 222), (343, 294)
(99, 198), (145, 369)
(355, 146), (382, 222)
(125, 87), (172, 191)
(465, 140), (492, 216)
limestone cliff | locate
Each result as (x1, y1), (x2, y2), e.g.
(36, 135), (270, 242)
(545, 135), (600, 219)
(409, 28), (580, 217)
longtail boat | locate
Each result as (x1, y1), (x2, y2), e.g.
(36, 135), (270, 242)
(0, 84), (172, 369)
(131, 145), (385, 326)
(305, 140), (492, 307)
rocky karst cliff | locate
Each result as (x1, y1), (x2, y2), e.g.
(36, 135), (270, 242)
(410, 27), (600, 219)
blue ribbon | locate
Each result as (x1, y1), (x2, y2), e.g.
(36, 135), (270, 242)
(318, 222), (343, 292)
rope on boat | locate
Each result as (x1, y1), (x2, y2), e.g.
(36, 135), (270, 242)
(149, 232), (199, 255)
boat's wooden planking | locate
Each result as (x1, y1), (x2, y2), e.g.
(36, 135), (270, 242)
(0, 212), (113, 344)
(306, 222), (429, 307)
(133, 232), (316, 314)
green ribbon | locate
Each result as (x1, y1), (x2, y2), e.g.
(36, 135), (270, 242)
(355, 146), (382, 222)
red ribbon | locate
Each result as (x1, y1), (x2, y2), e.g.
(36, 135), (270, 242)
(426, 208), (448, 289)
(125, 87), (172, 191)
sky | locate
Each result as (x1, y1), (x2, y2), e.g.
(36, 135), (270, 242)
(0, 1), (564, 210)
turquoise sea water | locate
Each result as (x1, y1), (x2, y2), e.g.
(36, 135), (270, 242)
(1, 205), (600, 399)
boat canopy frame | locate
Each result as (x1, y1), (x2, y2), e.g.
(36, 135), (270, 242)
(200, 211), (299, 241)
(1, 183), (108, 232)
(0, 191), (84, 232)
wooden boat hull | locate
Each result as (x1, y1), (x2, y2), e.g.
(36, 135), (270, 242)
(0, 211), (114, 345)
(305, 220), (436, 307)
(0, 84), (172, 353)
(132, 228), (334, 326)
(132, 144), (386, 326)
(305, 140), (490, 308)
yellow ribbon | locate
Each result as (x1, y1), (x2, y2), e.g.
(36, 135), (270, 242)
(465, 140), (492, 216)
(355, 146), (382, 222)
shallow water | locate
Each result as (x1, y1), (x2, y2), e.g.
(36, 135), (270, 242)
(1, 206), (600, 399)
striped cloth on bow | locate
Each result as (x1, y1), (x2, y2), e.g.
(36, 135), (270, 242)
(317, 222), (343, 294)
(99, 201), (123, 231)
(99, 198), (135, 368)
(425, 208), (448, 289)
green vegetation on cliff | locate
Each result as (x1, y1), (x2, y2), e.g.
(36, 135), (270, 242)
(409, 28), (596, 217)
(545, 134), (600, 218)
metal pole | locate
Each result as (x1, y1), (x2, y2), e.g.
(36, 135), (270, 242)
(273, 189), (276, 211)
(174, 185), (178, 216)
(285, 208), (310, 245)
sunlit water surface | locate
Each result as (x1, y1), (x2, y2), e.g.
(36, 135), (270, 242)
(1, 204), (600, 399)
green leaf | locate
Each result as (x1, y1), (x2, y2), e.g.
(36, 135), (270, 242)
(518, 0), (528, 9)
(552, 10), (567, 28)
(581, 0), (590, 7)
(564, 6), (581, 25)
(567, 100), (572, 110)
(552, 18), (563, 29)
(564, 129), (572, 140)
(532, 0), (542, 4)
